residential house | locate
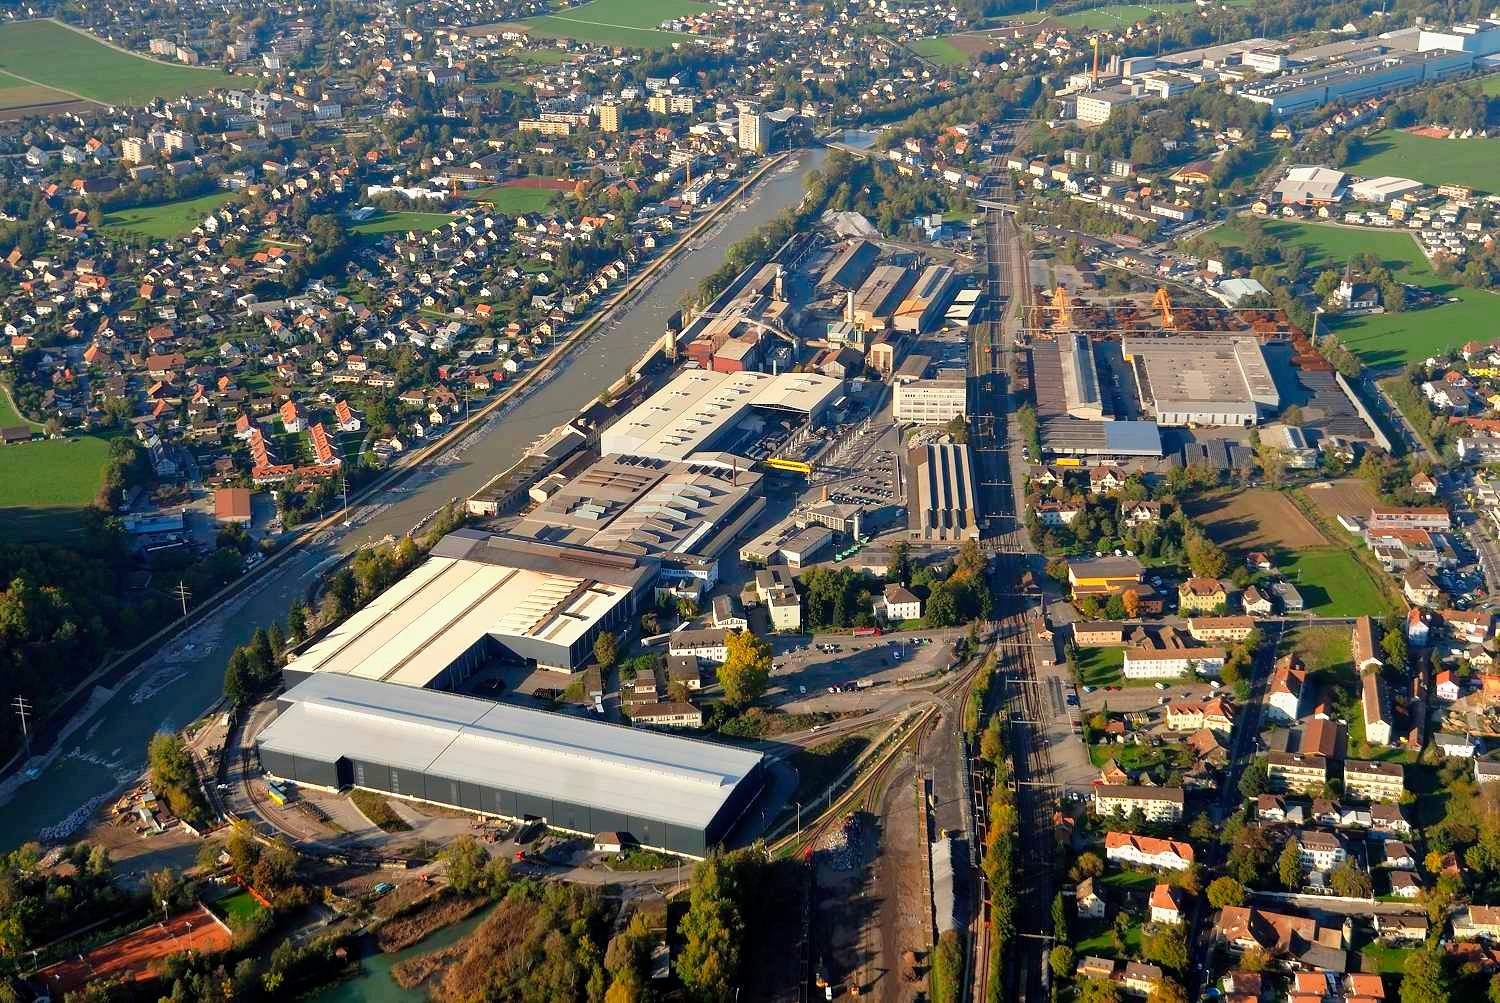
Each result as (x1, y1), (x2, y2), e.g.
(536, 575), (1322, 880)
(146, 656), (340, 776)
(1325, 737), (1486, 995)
(1150, 884), (1186, 925)
(1104, 831), (1195, 870)
(1179, 577), (1228, 614)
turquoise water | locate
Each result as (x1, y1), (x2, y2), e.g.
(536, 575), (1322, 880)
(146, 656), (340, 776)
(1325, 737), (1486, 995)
(312, 903), (495, 1003)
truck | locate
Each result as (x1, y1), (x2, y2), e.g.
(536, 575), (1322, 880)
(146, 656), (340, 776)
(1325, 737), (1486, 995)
(855, 679), (873, 690)
(852, 626), (882, 637)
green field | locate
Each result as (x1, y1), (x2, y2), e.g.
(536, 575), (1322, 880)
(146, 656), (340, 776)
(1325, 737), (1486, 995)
(0, 20), (237, 105)
(521, 0), (711, 48)
(0, 435), (110, 540)
(1481, 74), (1500, 96)
(468, 185), (561, 214)
(504, 46), (569, 65)
(910, 36), (968, 66)
(1278, 548), (1390, 617)
(212, 890), (267, 925)
(1347, 128), (1500, 193)
(1209, 217), (1500, 367)
(101, 191), (236, 240)
(351, 210), (455, 236)
(1078, 646), (1125, 688)
(0, 388), (37, 429)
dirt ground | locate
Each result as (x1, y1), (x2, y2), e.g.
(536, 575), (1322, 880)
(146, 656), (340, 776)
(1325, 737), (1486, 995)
(873, 756), (929, 1003)
(1303, 478), (1379, 526)
(1187, 488), (1327, 552)
(811, 811), (879, 997)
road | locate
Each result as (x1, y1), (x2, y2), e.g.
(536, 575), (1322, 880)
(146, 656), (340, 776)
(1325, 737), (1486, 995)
(0, 147), (829, 850)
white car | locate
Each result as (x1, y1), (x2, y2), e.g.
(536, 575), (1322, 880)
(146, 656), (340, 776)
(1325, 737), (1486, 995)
(1154, 682), (1169, 690)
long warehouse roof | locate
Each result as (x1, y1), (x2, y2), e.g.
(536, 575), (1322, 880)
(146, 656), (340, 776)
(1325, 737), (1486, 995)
(257, 674), (763, 830)
(286, 552), (634, 687)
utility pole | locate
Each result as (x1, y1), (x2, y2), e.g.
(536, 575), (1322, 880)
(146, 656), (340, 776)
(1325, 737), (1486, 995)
(12, 696), (31, 759)
(172, 581), (191, 618)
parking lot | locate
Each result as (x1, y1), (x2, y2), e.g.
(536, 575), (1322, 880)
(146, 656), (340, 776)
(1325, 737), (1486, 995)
(764, 631), (963, 706)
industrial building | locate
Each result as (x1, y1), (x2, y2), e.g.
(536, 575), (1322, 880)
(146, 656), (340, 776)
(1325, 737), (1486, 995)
(851, 264), (914, 332)
(255, 673), (764, 856)
(282, 530), (656, 681)
(598, 369), (840, 463)
(1237, 48), (1475, 115)
(1122, 336), (1279, 427)
(906, 442), (980, 542)
(512, 453), (766, 576)
(892, 265), (958, 334)
(892, 355), (967, 424)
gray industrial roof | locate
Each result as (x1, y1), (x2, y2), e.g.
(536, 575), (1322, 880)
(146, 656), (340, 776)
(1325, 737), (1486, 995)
(257, 673), (763, 830)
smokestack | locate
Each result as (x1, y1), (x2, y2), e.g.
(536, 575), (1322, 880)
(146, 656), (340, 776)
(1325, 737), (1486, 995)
(774, 264), (784, 301)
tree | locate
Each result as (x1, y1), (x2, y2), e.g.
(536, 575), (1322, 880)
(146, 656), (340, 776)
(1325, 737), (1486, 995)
(286, 601), (307, 641)
(1049, 944), (1075, 980)
(1148, 978), (1189, 1003)
(1079, 977), (1123, 1003)
(1207, 876), (1245, 909)
(1238, 758), (1269, 798)
(718, 630), (771, 707)
(441, 835), (491, 896)
(1382, 628), (1408, 672)
(1488, 972), (1500, 1003)
(1121, 588), (1140, 619)
(929, 930), (962, 1003)
(1283, 405), (1304, 427)
(676, 856), (742, 1001)
(1329, 860), (1373, 899)
(1142, 923), (1187, 973)
(593, 631), (619, 670)
(1401, 945), (1448, 1003)
(1278, 836), (1303, 890)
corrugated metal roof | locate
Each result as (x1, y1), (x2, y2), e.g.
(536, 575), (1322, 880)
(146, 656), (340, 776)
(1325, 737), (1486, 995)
(258, 674), (762, 830)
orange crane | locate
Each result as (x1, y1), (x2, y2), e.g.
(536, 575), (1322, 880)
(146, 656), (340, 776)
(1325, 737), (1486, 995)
(1152, 286), (1175, 329)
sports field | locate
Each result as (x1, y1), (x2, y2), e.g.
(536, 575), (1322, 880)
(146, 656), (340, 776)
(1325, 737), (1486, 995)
(101, 191), (236, 240)
(1209, 217), (1500, 367)
(469, 185), (561, 214)
(1346, 128), (1500, 193)
(0, 20), (233, 105)
(36, 904), (231, 993)
(521, 0), (710, 48)
(351, 210), (455, 236)
(0, 435), (109, 539)
(910, 36), (968, 65)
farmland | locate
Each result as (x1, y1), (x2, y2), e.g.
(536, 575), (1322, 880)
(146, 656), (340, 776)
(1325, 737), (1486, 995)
(0, 20), (235, 105)
(1346, 129), (1500, 194)
(1186, 487), (1326, 553)
(0, 435), (111, 540)
(351, 210), (455, 236)
(101, 191), (236, 240)
(1208, 217), (1500, 367)
(1303, 478), (1380, 527)
(520, 0), (710, 48)
(0, 69), (73, 113)
(909, 36), (968, 66)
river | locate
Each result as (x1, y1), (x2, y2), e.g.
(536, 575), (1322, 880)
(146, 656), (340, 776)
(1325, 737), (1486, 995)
(313, 903), (496, 1003)
(0, 146), (828, 851)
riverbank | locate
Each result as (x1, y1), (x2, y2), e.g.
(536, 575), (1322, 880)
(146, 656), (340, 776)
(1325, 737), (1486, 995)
(0, 147), (825, 852)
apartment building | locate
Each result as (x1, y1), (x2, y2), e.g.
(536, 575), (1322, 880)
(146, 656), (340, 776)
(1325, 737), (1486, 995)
(1104, 831), (1194, 870)
(1094, 785), (1185, 823)
(1267, 751), (1329, 794)
(1344, 759), (1405, 802)
(1122, 646), (1226, 680)
(1187, 616), (1255, 642)
(1295, 829), (1348, 872)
